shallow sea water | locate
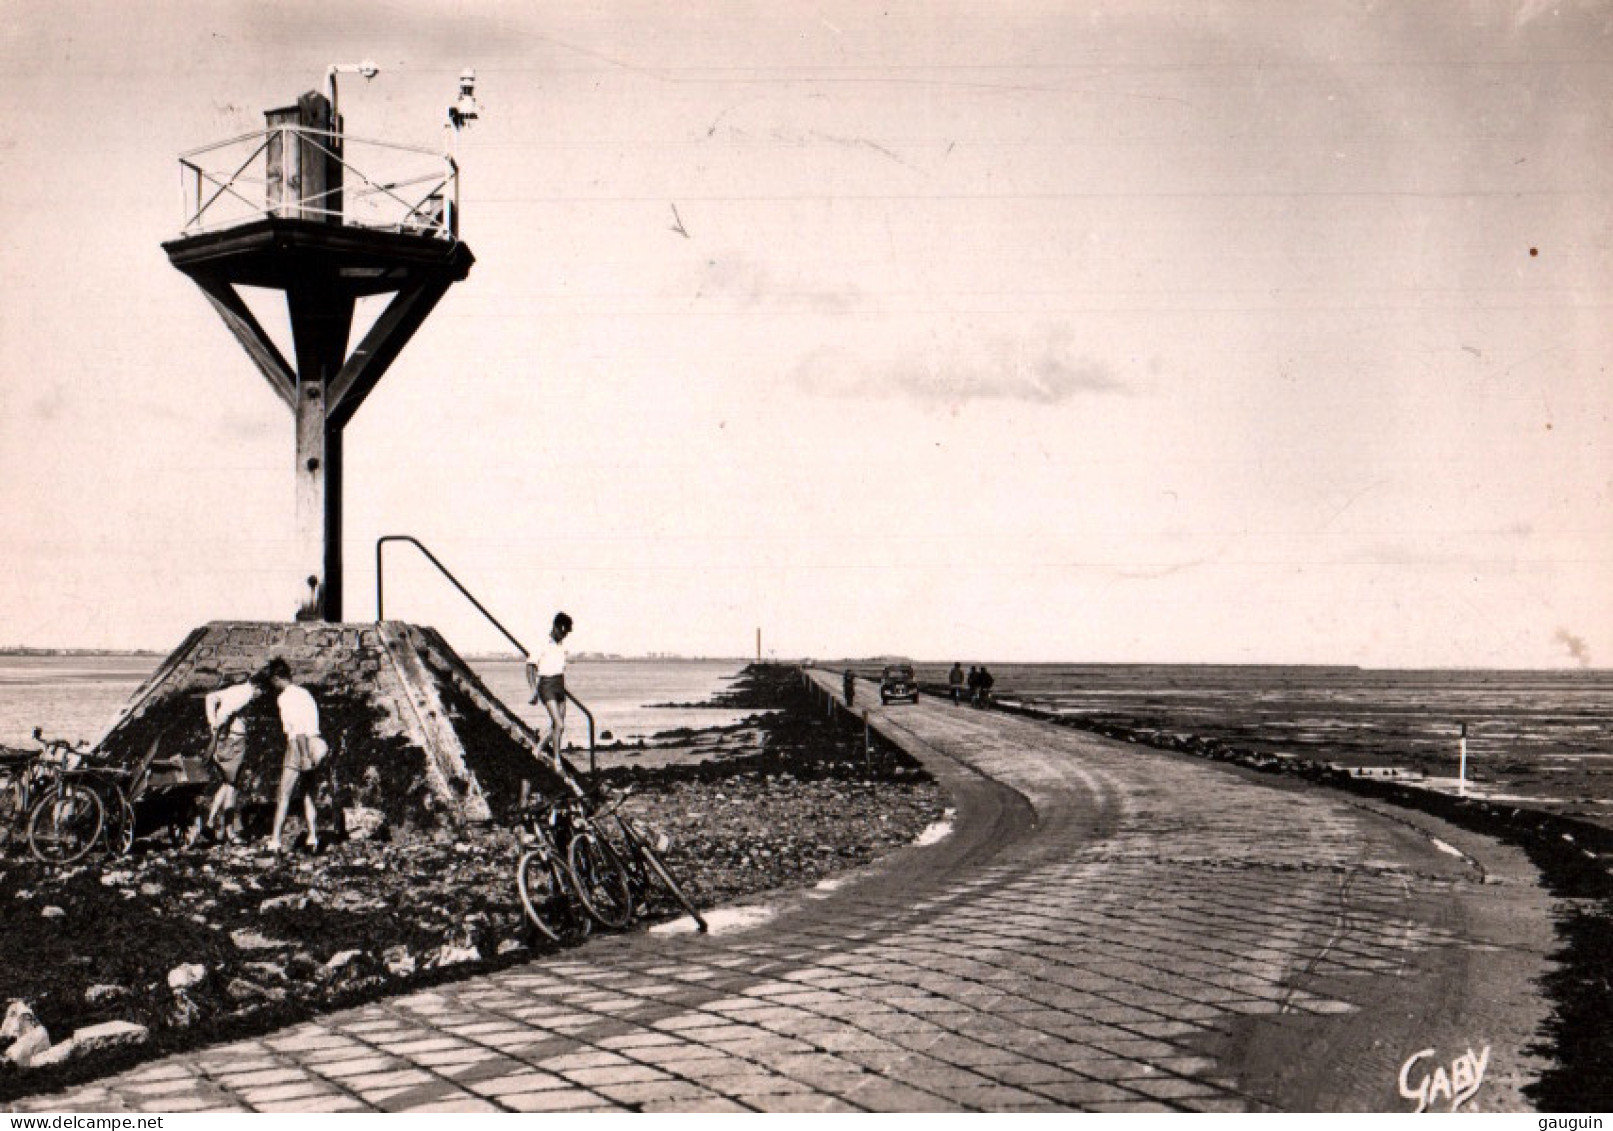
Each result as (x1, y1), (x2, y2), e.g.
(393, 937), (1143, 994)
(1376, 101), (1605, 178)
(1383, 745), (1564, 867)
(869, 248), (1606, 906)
(0, 655), (750, 750)
(904, 662), (1613, 818)
(11, 657), (1610, 815)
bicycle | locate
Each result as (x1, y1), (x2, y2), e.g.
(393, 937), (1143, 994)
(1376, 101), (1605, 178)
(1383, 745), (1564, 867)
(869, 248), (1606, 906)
(587, 785), (706, 933)
(55, 755), (145, 861)
(560, 785), (705, 934)
(558, 787), (635, 931)
(513, 791), (593, 946)
(19, 727), (205, 864)
(16, 730), (104, 865)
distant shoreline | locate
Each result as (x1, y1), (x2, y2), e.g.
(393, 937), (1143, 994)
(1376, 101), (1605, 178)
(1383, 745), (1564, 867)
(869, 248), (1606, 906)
(0, 648), (746, 663)
(0, 648), (163, 658)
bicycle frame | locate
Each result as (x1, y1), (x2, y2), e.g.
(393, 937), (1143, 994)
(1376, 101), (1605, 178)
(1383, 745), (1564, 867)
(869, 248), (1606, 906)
(25, 773), (104, 864)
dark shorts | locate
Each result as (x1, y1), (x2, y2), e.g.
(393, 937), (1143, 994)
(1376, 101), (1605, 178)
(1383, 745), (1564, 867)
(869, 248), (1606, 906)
(537, 675), (566, 705)
(213, 730), (247, 786)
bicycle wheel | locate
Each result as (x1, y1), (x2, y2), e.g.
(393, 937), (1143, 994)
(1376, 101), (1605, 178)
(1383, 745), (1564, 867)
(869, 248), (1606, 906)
(27, 783), (104, 865)
(566, 831), (634, 929)
(517, 849), (590, 945)
(624, 820), (707, 933)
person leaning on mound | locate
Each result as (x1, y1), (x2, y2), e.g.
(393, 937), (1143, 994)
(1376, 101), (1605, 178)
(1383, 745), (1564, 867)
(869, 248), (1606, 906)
(264, 658), (328, 855)
(526, 612), (574, 773)
(191, 671), (260, 845)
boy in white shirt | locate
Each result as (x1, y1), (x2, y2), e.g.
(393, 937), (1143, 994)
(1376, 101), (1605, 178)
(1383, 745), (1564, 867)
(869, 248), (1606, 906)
(263, 658), (328, 854)
(525, 612), (573, 773)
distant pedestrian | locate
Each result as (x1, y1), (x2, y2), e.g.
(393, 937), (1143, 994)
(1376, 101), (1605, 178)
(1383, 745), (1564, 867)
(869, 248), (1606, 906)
(948, 662), (965, 705)
(193, 673), (259, 845)
(967, 665), (982, 705)
(978, 666), (995, 708)
(264, 658), (327, 855)
(843, 668), (856, 706)
(526, 612), (574, 772)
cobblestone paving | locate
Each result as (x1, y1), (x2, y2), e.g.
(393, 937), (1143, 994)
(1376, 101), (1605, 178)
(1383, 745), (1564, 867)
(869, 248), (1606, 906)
(17, 674), (1554, 1112)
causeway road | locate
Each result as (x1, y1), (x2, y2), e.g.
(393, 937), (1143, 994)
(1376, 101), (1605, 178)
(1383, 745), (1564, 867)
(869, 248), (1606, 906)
(16, 671), (1557, 1113)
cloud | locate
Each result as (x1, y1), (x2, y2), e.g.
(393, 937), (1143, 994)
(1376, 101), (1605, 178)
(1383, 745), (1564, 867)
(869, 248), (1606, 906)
(696, 255), (862, 315)
(1555, 628), (1592, 668)
(793, 327), (1129, 406)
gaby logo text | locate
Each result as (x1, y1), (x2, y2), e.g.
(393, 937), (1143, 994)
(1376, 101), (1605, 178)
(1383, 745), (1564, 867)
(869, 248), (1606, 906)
(1398, 1044), (1490, 1112)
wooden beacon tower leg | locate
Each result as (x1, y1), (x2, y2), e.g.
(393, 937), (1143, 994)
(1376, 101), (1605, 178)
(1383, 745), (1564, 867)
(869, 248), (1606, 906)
(162, 90), (473, 621)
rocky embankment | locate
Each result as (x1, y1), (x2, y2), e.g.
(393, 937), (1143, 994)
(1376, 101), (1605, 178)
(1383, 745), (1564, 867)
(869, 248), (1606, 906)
(0, 665), (948, 1101)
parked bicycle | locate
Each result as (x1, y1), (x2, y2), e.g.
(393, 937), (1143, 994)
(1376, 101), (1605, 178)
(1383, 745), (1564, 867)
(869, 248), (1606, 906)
(513, 788), (593, 946)
(9, 727), (210, 865)
(49, 744), (152, 863)
(584, 785), (706, 934)
(560, 787), (635, 931)
(8, 729), (104, 864)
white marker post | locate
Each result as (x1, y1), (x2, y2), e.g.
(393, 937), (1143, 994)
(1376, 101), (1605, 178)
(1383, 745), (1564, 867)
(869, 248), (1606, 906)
(1458, 722), (1468, 796)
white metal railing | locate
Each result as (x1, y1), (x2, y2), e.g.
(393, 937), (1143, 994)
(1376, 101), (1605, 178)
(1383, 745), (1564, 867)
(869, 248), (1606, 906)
(177, 126), (459, 240)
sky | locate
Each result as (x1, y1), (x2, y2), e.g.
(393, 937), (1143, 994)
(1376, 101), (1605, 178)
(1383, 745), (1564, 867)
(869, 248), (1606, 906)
(0, 0), (1609, 667)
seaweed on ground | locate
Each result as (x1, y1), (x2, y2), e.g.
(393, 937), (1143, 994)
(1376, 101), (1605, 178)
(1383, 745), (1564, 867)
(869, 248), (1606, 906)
(604, 665), (931, 790)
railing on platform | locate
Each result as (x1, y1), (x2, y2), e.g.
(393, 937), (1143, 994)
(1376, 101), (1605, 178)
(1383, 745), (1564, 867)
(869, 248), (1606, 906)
(375, 535), (524, 652)
(178, 126), (458, 239)
(373, 535), (599, 777)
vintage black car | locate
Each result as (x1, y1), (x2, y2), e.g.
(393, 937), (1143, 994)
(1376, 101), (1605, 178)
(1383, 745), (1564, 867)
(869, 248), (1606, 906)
(880, 663), (919, 705)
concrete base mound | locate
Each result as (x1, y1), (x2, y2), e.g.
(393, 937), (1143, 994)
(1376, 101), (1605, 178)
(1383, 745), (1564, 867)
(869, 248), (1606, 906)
(94, 621), (569, 828)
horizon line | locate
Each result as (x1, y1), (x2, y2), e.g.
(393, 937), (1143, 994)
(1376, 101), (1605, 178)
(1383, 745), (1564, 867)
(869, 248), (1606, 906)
(0, 646), (1604, 674)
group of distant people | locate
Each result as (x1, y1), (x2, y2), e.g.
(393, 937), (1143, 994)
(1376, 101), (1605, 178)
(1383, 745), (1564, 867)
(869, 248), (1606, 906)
(947, 662), (995, 708)
(837, 662), (996, 708)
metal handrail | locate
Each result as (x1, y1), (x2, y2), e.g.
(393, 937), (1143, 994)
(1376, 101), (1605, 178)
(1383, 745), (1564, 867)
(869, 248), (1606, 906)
(567, 694), (598, 780)
(375, 535), (599, 778)
(178, 125), (457, 239)
(375, 535), (525, 653)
